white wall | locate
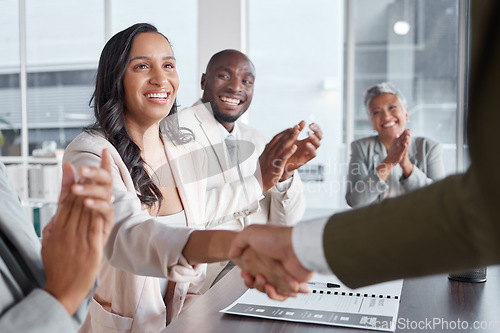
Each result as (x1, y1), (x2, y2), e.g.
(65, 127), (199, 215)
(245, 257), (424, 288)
(198, 0), (247, 81)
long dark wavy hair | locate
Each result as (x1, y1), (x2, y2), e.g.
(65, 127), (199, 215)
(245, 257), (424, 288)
(87, 23), (192, 209)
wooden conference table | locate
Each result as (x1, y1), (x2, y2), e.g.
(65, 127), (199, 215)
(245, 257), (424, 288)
(164, 265), (500, 333)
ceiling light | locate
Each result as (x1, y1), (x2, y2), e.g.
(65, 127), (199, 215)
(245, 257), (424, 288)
(393, 20), (410, 36)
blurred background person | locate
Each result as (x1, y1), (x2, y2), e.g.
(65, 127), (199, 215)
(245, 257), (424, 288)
(345, 83), (445, 208)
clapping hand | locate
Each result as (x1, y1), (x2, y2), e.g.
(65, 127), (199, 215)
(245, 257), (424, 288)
(256, 121), (322, 191)
(385, 129), (411, 165)
(377, 129), (413, 180)
(42, 149), (114, 315)
(387, 129), (414, 177)
(280, 121), (322, 181)
(257, 124), (301, 192)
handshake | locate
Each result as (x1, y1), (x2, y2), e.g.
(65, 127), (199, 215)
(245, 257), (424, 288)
(222, 121), (323, 300)
(228, 224), (314, 301)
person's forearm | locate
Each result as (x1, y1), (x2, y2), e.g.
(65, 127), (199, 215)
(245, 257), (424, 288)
(0, 289), (78, 331)
(183, 230), (237, 265)
(326, 172), (500, 289)
(346, 172), (388, 208)
(43, 286), (84, 316)
(400, 158), (414, 178)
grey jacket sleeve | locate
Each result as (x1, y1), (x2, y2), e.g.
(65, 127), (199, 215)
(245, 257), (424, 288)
(0, 289), (85, 333)
(345, 140), (388, 208)
(325, 170), (500, 289)
(0, 162), (89, 332)
(401, 139), (445, 191)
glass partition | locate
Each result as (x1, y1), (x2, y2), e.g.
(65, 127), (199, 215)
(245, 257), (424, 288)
(24, 0), (104, 155)
(0, 0), (198, 157)
(248, 0), (345, 216)
(249, 0), (465, 214)
(0, 0), (21, 156)
(348, 0), (461, 175)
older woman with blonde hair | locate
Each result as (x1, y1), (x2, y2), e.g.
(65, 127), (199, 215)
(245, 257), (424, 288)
(345, 82), (445, 208)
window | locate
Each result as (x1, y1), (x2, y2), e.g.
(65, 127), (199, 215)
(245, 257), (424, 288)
(347, 0), (462, 175)
(0, 0), (198, 158)
(25, 0), (105, 155)
(248, 0), (345, 217)
(248, 0), (466, 215)
(0, 0), (21, 156)
(0, 0), (198, 211)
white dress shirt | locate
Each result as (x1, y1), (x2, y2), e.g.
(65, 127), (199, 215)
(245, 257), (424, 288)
(217, 121), (293, 193)
(292, 217), (332, 274)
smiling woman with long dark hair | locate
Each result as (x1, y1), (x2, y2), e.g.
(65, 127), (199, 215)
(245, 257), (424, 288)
(63, 23), (282, 332)
(88, 23), (193, 210)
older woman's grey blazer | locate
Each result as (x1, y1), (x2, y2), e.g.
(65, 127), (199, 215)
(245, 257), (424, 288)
(345, 135), (445, 208)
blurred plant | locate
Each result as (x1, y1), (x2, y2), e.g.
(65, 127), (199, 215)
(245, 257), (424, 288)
(0, 117), (13, 146)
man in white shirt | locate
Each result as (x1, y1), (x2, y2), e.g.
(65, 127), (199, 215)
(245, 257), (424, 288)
(177, 50), (322, 290)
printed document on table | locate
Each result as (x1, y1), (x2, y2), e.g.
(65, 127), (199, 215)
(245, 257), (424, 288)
(221, 273), (403, 332)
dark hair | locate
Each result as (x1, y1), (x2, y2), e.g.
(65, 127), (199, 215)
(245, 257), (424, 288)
(87, 23), (192, 209)
(205, 49), (256, 75)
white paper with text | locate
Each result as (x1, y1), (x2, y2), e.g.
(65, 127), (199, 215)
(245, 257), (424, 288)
(221, 273), (403, 332)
